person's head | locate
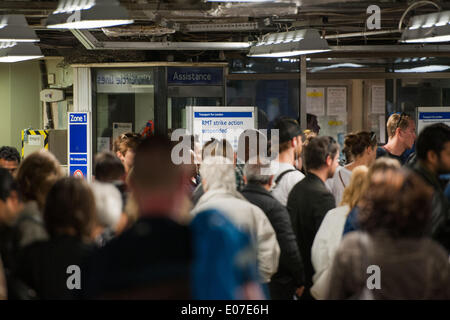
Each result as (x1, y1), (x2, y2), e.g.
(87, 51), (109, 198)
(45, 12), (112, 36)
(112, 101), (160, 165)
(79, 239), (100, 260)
(340, 165), (369, 209)
(0, 146), (21, 177)
(304, 136), (340, 178)
(16, 150), (62, 210)
(90, 181), (123, 232)
(237, 129), (268, 164)
(44, 177), (96, 241)
(243, 157), (275, 189)
(416, 123), (450, 175)
(359, 168), (433, 238)
(343, 131), (377, 165)
(273, 117), (304, 161)
(129, 135), (188, 218)
(386, 113), (416, 150)
(200, 156), (236, 194)
(94, 152), (125, 183)
(307, 113), (320, 135)
(0, 168), (22, 225)
(113, 132), (141, 174)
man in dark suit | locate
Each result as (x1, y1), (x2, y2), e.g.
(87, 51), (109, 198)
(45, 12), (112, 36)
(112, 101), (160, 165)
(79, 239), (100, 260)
(287, 136), (339, 300)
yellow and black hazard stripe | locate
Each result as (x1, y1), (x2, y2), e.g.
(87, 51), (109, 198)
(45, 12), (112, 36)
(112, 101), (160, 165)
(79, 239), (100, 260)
(21, 129), (49, 158)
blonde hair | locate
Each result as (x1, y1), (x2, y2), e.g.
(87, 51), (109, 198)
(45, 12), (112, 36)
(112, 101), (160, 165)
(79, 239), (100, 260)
(386, 113), (412, 138)
(340, 165), (369, 209)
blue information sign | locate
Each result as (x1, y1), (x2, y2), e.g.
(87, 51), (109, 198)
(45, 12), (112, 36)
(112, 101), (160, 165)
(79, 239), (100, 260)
(68, 112), (90, 180)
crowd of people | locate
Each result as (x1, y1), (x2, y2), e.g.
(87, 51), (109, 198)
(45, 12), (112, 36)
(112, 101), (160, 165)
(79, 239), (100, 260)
(0, 113), (449, 300)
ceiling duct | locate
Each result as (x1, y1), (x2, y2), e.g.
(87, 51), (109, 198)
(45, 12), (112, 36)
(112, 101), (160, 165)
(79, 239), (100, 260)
(102, 25), (176, 37)
(210, 3), (298, 18)
(185, 22), (260, 32)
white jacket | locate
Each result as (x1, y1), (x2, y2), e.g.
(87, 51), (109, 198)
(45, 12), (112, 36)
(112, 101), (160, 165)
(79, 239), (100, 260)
(311, 205), (350, 299)
(191, 188), (280, 283)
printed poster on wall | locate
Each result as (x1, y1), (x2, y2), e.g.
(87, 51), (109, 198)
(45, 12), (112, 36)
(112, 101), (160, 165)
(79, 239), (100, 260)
(306, 87), (325, 116)
(372, 85), (386, 114)
(112, 122), (133, 142)
(327, 87), (347, 116)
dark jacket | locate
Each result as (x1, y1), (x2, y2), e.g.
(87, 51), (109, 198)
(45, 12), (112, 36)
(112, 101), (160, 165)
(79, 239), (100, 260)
(376, 146), (405, 165)
(287, 173), (336, 292)
(241, 184), (305, 292)
(82, 216), (193, 299)
(14, 235), (94, 300)
(411, 161), (450, 252)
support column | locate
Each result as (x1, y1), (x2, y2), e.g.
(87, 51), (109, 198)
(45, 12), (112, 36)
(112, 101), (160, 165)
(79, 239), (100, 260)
(299, 56), (307, 131)
(73, 67), (92, 112)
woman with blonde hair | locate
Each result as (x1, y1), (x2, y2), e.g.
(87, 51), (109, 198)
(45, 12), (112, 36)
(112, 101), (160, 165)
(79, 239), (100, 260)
(311, 165), (369, 299)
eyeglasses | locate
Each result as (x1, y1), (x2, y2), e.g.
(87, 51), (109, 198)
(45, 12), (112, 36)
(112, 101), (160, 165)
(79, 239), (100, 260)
(395, 112), (408, 132)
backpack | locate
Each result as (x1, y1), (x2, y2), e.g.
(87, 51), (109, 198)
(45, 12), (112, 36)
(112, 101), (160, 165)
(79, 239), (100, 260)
(190, 209), (263, 300)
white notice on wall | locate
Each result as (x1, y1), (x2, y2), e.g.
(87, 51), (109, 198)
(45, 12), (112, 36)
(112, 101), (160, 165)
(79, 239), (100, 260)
(306, 87), (325, 116)
(372, 86), (386, 114)
(327, 87), (347, 116)
(97, 137), (111, 153)
(28, 135), (42, 146)
(189, 106), (256, 151)
(112, 122), (133, 142)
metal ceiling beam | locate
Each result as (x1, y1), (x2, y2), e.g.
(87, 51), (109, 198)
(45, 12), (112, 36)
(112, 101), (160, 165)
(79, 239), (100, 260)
(329, 45), (450, 53)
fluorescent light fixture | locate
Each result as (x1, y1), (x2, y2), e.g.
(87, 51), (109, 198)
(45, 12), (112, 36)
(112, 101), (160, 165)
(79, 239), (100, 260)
(401, 10), (450, 43)
(0, 15), (39, 42)
(395, 65), (450, 73)
(309, 63), (365, 72)
(248, 29), (330, 58)
(0, 42), (43, 63)
(47, 0), (134, 29)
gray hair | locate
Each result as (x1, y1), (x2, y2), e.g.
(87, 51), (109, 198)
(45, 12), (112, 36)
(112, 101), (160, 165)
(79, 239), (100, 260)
(91, 181), (122, 231)
(244, 158), (274, 185)
(200, 156), (237, 194)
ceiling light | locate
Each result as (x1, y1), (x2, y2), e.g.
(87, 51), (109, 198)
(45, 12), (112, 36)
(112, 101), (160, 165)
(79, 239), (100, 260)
(248, 29), (330, 58)
(0, 42), (43, 63)
(0, 15), (39, 42)
(395, 65), (450, 73)
(46, 0), (134, 29)
(401, 10), (450, 43)
(309, 63), (365, 72)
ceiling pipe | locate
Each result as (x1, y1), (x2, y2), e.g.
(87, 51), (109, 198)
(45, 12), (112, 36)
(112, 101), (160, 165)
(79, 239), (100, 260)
(324, 29), (401, 39)
(71, 29), (251, 50)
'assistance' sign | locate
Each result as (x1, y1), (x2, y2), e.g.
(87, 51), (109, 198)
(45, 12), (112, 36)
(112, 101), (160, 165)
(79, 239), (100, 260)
(187, 106), (257, 150)
(68, 112), (91, 181)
